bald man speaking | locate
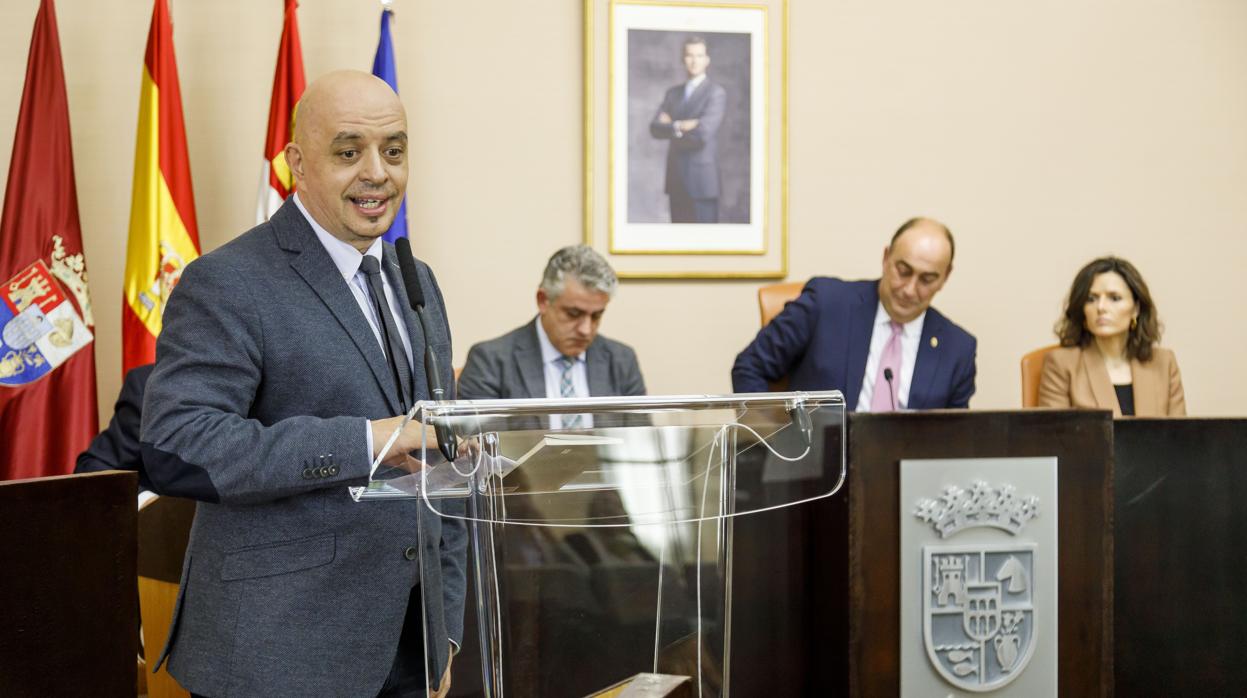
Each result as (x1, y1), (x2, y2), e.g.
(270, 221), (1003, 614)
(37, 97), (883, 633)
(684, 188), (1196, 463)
(732, 217), (977, 410)
(141, 71), (465, 697)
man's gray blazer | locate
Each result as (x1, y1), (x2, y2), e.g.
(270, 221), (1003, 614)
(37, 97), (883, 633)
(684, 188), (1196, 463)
(457, 320), (645, 401)
(140, 199), (467, 697)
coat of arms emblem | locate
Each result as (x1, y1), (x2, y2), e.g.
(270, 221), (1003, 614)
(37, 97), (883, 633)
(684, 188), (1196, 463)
(914, 481), (1040, 692)
(0, 239), (93, 387)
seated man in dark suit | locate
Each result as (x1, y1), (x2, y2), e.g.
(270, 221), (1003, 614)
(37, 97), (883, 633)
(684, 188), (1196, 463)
(76, 363), (155, 501)
(75, 362), (157, 661)
(458, 245), (646, 410)
(732, 217), (976, 410)
(455, 246), (646, 694)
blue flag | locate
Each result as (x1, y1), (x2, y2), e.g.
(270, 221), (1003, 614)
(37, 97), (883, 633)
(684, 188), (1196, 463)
(372, 9), (408, 242)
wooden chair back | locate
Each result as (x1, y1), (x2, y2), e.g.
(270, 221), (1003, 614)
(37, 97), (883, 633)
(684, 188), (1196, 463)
(1021, 345), (1060, 407)
(755, 282), (805, 391)
(757, 282), (804, 328)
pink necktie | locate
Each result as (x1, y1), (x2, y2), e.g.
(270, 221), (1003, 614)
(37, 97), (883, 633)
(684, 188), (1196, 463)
(870, 321), (903, 412)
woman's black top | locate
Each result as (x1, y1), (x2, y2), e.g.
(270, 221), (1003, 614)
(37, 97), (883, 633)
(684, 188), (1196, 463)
(1114, 383), (1135, 416)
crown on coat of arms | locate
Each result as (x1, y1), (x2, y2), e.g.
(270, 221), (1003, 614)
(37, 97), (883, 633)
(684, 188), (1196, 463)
(913, 480), (1039, 538)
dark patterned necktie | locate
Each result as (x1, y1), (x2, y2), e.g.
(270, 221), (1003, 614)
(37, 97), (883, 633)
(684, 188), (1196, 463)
(360, 255), (412, 412)
(557, 355), (582, 429)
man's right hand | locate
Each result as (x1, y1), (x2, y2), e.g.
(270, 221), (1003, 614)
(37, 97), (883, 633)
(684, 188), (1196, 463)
(370, 415), (438, 470)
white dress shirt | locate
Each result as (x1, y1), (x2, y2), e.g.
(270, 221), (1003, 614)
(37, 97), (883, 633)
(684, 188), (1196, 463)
(856, 302), (925, 412)
(684, 73), (706, 101)
(294, 194), (417, 457)
(535, 319), (591, 429)
(293, 194), (415, 370)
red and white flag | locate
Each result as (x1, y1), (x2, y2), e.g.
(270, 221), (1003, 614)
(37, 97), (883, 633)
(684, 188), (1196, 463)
(256, 0), (306, 222)
(0, 0), (99, 480)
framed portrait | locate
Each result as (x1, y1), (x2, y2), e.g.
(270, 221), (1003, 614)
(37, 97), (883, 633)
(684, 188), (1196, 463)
(584, 0), (788, 279)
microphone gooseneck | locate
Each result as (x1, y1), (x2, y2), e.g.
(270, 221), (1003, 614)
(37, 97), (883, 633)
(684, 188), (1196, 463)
(883, 367), (897, 411)
(395, 238), (457, 462)
(395, 238), (425, 308)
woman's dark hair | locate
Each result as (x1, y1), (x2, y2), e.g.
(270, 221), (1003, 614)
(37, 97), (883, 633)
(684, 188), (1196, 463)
(1056, 256), (1161, 362)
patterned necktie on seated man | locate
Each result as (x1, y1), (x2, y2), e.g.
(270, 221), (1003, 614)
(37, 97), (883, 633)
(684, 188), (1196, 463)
(557, 355), (582, 429)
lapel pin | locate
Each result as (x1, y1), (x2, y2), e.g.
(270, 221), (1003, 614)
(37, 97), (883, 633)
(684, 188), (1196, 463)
(930, 336), (939, 349)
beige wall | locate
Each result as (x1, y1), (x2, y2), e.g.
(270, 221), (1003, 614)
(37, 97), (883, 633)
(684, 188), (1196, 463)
(2, 0), (1244, 426)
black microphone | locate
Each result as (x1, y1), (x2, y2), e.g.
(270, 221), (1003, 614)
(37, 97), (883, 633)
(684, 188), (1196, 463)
(787, 402), (813, 447)
(883, 367), (897, 411)
(395, 237), (457, 463)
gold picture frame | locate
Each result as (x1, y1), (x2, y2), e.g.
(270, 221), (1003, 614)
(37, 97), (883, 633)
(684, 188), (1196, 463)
(584, 0), (788, 279)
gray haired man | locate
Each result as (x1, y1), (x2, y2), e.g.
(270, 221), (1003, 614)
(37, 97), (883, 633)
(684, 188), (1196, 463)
(457, 245), (646, 412)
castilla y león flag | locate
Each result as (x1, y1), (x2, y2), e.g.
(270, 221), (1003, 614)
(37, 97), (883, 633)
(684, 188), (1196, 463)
(123, 0), (201, 374)
(0, 0), (99, 480)
(256, 0), (305, 223)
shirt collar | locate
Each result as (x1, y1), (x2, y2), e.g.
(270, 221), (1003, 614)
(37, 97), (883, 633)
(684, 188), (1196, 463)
(686, 73), (707, 91)
(874, 301), (926, 337)
(534, 316), (586, 364)
(293, 192), (383, 280)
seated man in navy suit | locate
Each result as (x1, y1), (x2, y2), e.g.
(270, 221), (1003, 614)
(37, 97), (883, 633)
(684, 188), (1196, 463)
(731, 217), (976, 410)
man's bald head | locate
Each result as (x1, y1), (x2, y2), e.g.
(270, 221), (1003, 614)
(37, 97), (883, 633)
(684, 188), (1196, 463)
(292, 71), (403, 144)
(889, 217), (954, 265)
(285, 70), (409, 251)
(878, 216), (955, 324)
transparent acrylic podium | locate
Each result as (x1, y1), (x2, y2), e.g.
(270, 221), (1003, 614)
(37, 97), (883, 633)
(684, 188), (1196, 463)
(354, 391), (845, 697)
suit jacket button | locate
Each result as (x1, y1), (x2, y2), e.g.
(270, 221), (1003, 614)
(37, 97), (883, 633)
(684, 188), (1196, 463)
(318, 466), (330, 478)
(404, 546), (418, 561)
(302, 468), (313, 480)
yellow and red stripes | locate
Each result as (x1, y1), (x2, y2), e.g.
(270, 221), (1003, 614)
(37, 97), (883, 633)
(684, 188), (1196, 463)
(122, 0), (200, 373)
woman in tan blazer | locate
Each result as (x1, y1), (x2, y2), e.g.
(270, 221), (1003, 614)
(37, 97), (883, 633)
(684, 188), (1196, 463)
(1039, 257), (1185, 416)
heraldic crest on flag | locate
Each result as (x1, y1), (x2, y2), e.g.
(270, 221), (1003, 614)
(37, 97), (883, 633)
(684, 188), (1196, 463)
(133, 241), (188, 319)
(913, 481), (1041, 692)
(1, 235), (93, 386)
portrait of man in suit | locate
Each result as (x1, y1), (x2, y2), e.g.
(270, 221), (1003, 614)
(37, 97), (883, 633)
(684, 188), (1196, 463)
(649, 36), (727, 224)
(140, 70), (466, 697)
(731, 217), (978, 411)
(624, 29), (753, 229)
(457, 244), (646, 414)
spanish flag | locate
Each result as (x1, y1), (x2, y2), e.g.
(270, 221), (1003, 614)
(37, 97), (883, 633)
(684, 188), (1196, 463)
(122, 0), (201, 374)
(256, 0), (305, 223)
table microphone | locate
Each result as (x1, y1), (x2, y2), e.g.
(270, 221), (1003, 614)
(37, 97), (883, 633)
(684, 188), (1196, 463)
(883, 368), (897, 411)
(394, 237), (458, 463)
(786, 401), (813, 447)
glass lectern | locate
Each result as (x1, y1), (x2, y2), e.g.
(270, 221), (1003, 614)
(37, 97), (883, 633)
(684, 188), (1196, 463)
(353, 391), (845, 697)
